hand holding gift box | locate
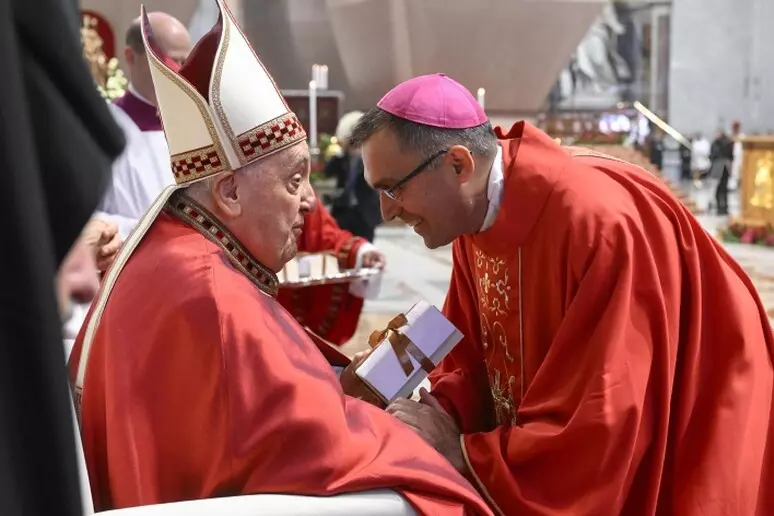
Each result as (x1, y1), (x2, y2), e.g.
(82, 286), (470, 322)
(355, 301), (463, 405)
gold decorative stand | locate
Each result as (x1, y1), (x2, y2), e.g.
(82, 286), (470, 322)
(720, 136), (774, 246)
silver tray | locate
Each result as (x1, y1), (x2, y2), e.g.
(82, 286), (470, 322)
(279, 267), (382, 288)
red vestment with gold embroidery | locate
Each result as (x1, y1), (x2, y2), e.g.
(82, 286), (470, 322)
(430, 122), (774, 516)
(67, 198), (492, 515)
(276, 198), (365, 344)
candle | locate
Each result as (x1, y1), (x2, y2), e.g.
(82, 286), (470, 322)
(477, 88), (486, 109)
(309, 80), (318, 150)
(320, 65), (329, 90)
(312, 64), (320, 84)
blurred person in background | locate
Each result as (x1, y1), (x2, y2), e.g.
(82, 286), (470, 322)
(97, 12), (192, 237)
(679, 137), (692, 180)
(710, 128), (734, 215)
(690, 132), (711, 182)
(326, 111), (382, 242)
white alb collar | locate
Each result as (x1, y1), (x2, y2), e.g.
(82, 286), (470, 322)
(479, 145), (504, 232)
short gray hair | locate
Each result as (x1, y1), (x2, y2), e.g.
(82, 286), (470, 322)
(349, 107), (498, 161)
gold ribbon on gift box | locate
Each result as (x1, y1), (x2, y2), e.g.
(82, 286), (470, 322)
(368, 314), (435, 377)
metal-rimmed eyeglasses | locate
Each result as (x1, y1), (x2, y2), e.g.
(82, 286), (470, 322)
(382, 149), (449, 201)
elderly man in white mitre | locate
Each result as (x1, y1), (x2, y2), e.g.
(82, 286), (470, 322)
(68, 3), (491, 514)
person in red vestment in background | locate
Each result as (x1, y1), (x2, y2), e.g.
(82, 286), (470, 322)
(350, 73), (774, 515)
(67, 6), (491, 514)
(276, 195), (385, 344)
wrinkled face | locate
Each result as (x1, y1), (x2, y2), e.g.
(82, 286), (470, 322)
(361, 129), (469, 249)
(229, 142), (315, 272)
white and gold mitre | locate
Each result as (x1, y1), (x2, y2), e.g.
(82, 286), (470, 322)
(140, 1), (306, 185)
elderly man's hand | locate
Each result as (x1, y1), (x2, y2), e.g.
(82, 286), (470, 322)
(340, 349), (386, 408)
(361, 249), (386, 269)
(81, 218), (122, 271)
(387, 388), (467, 473)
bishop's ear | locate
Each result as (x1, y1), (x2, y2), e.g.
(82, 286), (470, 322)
(212, 172), (242, 218)
(447, 145), (476, 183)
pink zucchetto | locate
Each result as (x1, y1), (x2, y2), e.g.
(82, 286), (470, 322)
(377, 73), (488, 129)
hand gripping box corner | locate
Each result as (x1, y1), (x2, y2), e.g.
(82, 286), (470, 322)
(354, 300), (463, 404)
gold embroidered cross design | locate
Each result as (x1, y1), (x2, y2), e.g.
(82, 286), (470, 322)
(474, 249), (511, 317)
(489, 368), (518, 426)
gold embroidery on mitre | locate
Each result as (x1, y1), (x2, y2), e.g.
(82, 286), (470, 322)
(164, 193), (279, 297)
(236, 113), (306, 164)
(170, 144), (226, 183)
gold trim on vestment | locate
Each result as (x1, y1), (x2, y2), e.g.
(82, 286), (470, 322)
(164, 193), (279, 297)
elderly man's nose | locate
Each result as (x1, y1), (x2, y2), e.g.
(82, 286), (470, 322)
(301, 181), (316, 213)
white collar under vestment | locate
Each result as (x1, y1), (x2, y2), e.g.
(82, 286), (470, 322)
(479, 144), (504, 233)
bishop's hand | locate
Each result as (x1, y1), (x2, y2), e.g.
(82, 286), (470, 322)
(387, 388), (467, 474)
(340, 349), (386, 408)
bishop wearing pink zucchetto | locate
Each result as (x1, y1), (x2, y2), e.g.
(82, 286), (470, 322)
(351, 72), (774, 516)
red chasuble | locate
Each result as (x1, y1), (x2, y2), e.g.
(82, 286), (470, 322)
(68, 195), (491, 515)
(276, 198), (367, 344)
(430, 122), (774, 515)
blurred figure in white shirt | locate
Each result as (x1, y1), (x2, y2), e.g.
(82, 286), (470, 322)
(690, 132), (711, 188)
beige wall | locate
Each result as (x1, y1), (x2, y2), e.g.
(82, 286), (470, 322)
(247, 0), (605, 113)
(81, 0), (602, 114)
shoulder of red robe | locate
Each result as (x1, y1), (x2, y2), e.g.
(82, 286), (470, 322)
(139, 2), (306, 185)
(377, 73), (487, 129)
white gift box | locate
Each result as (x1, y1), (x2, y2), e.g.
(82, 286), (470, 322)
(355, 301), (463, 404)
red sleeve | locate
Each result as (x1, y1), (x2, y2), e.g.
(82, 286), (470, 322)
(430, 239), (494, 433)
(461, 223), (655, 516)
